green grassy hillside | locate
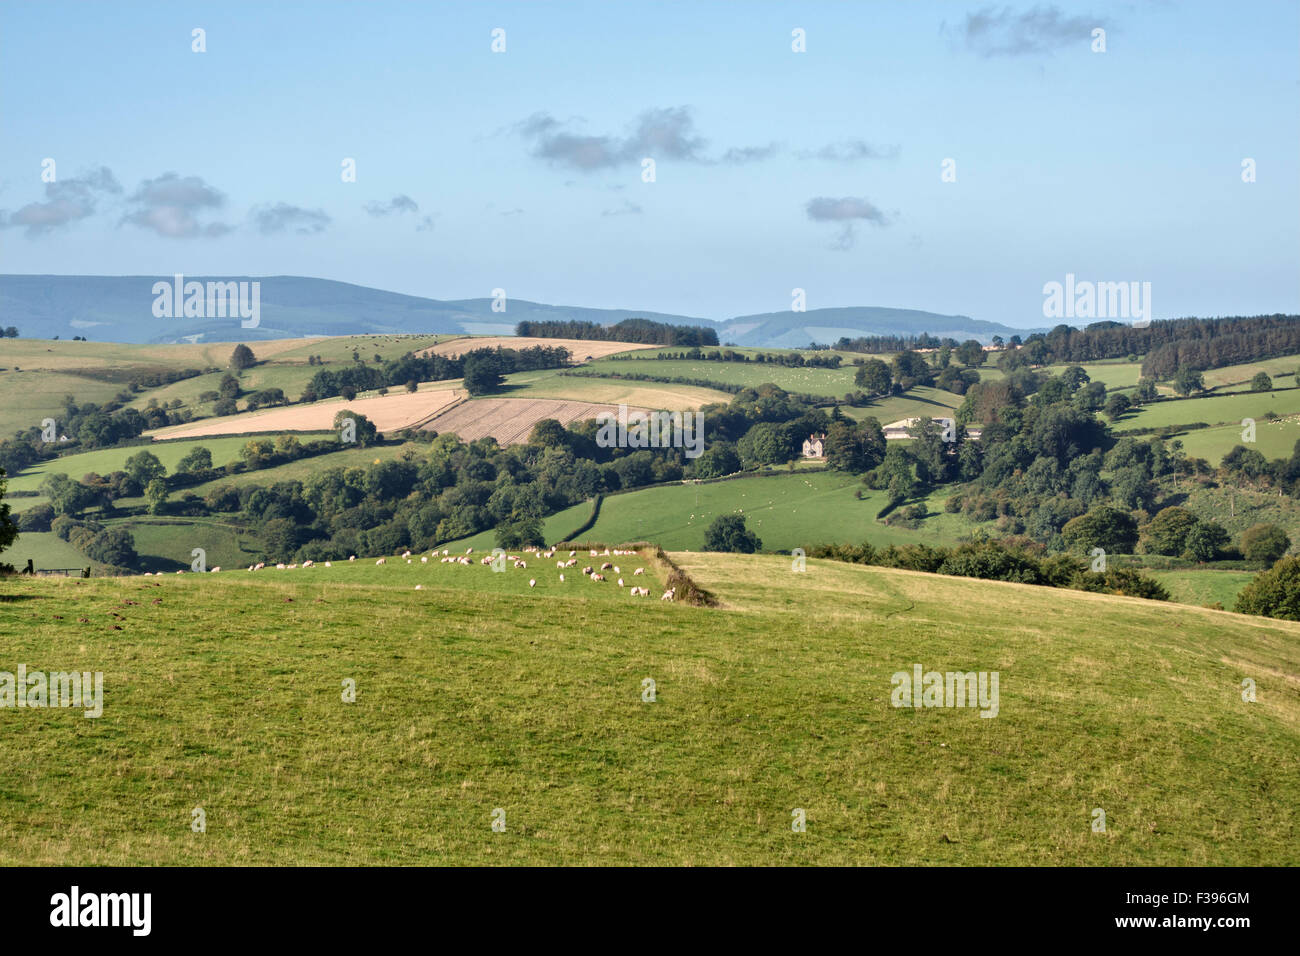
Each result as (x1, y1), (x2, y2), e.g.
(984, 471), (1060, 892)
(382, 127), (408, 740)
(550, 472), (964, 552)
(0, 552), (1295, 865)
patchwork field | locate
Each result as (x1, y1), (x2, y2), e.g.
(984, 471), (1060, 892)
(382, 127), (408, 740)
(0, 335), (457, 438)
(584, 355), (861, 396)
(1115, 388), (1300, 432)
(503, 369), (730, 410)
(148, 386), (462, 439)
(421, 397), (641, 445)
(1, 552), (1295, 865)
(418, 336), (657, 361)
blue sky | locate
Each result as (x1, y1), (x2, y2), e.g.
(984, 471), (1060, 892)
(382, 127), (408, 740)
(1, 0), (1296, 327)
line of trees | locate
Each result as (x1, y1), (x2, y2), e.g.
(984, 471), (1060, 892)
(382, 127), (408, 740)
(514, 317), (719, 347)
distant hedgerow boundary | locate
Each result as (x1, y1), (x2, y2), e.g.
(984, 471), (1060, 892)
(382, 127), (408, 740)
(558, 369), (828, 406)
(554, 540), (719, 607)
(805, 539), (1171, 602)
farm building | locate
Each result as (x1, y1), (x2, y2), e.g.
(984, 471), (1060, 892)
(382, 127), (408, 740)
(802, 433), (826, 458)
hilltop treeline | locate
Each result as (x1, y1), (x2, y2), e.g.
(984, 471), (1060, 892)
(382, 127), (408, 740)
(304, 345), (570, 400)
(1140, 322), (1300, 378)
(611, 347), (843, 368)
(834, 333), (950, 353)
(514, 317), (719, 347)
(996, 315), (1297, 371)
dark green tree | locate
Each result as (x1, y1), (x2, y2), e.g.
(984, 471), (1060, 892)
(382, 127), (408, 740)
(704, 514), (762, 553)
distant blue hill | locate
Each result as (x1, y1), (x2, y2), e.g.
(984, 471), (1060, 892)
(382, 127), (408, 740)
(0, 275), (1036, 347)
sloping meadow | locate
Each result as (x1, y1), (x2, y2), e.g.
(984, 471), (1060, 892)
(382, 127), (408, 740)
(0, 551), (1296, 865)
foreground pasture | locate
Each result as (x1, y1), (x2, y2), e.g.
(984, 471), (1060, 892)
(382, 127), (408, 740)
(0, 552), (1296, 865)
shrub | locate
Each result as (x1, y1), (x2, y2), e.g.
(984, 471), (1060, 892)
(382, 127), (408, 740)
(17, 504), (54, 532)
(1241, 524), (1291, 564)
(1235, 556), (1300, 621)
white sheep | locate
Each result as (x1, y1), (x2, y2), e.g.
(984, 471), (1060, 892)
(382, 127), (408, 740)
(559, 574), (565, 582)
(634, 568), (644, 576)
(421, 556), (428, 563)
(376, 558), (386, 565)
(529, 579), (536, 588)
(617, 578), (625, 587)
(324, 561), (332, 567)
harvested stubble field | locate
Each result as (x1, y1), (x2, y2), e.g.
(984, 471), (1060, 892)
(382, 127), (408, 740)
(418, 336), (657, 361)
(148, 386), (462, 439)
(421, 397), (646, 445)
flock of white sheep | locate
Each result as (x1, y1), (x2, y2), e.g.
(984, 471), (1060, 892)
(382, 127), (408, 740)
(145, 545), (677, 600)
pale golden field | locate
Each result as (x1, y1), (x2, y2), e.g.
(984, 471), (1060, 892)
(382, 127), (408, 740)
(418, 336), (657, 361)
(148, 385), (462, 439)
(422, 397), (646, 445)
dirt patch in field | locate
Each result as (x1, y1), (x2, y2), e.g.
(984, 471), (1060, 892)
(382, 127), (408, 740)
(417, 336), (657, 361)
(421, 397), (648, 445)
(148, 387), (463, 440)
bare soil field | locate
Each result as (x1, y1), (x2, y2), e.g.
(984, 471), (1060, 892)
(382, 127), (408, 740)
(421, 397), (647, 445)
(148, 386), (462, 439)
(417, 336), (657, 361)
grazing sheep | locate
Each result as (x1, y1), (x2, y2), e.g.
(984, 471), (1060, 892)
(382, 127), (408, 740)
(421, 556), (428, 563)
(592, 573), (605, 582)
(349, 555), (356, 561)
(569, 551), (575, 557)
(634, 568), (644, 576)
(559, 574), (565, 582)
(302, 561), (312, 568)
(613, 566), (620, 574)
(529, 579), (536, 588)
(211, 567), (220, 573)
(324, 561), (332, 567)
(582, 566), (593, 575)
(276, 563), (286, 570)
(376, 558), (386, 565)
(601, 562), (612, 571)
(402, 551), (412, 559)
(617, 578), (625, 587)
(414, 585), (423, 590)
(557, 560), (566, 568)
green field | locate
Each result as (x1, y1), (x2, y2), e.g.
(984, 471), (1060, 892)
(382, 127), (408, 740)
(1041, 360), (1143, 390)
(1116, 388), (1300, 432)
(3, 531), (93, 571)
(1, 552), (1296, 865)
(1148, 569), (1259, 609)
(185, 441), (418, 495)
(1200, 354), (1300, 391)
(584, 355), (861, 397)
(7, 435), (296, 493)
(552, 472), (963, 552)
(842, 386), (964, 425)
(1172, 419), (1300, 464)
(103, 515), (265, 572)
